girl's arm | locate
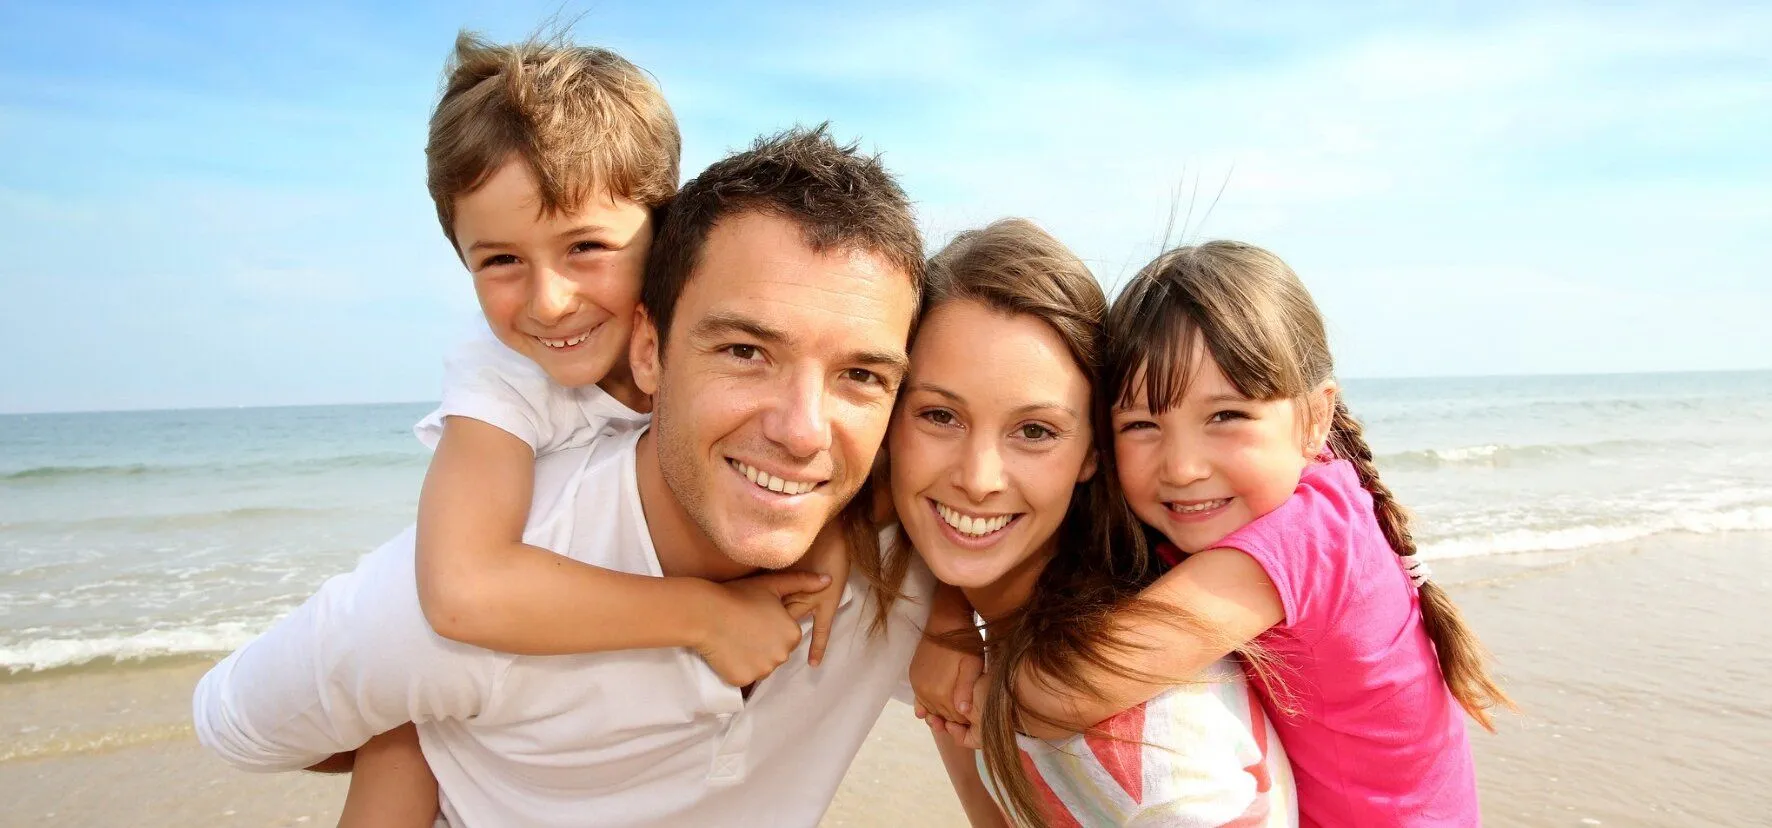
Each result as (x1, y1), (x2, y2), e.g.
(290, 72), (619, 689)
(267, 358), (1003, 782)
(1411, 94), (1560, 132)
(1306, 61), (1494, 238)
(337, 724), (437, 828)
(928, 721), (1010, 828)
(1014, 546), (1284, 738)
(416, 417), (827, 685)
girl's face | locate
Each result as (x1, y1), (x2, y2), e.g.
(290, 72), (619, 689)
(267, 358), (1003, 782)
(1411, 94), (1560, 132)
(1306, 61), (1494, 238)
(889, 300), (1096, 615)
(1112, 337), (1334, 554)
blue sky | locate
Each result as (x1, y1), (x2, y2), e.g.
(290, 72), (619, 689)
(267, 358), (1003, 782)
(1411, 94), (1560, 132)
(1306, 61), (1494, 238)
(1, 1), (1766, 413)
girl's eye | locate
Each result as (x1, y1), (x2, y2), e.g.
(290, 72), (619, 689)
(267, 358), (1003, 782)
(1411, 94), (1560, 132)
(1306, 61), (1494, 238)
(1117, 420), (1156, 433)
(478, 253), (519, 269)
(918, 409), (957, 427)
(1209, 410), (1250, 424)
(570, 240), (609, 254)
(725, 344), (762, 361)
(1017, 423), (1056, 440)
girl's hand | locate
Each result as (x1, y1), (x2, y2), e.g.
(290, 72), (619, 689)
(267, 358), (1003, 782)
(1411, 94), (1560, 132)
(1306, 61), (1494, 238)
(911, 583), (984, 727)
(693, 571), (830, 687)
(781, 522), (851, 666)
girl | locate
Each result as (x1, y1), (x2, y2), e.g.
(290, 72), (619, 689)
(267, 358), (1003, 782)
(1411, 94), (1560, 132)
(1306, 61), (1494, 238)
(919, 241), (1511, 826)
(893, 222), (1295, 827)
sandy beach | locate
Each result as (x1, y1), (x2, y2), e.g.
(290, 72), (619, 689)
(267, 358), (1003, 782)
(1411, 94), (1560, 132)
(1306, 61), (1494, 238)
(2, 531), (1767, 827)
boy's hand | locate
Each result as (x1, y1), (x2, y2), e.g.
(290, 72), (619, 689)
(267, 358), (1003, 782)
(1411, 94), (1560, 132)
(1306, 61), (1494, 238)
(693, 571), (829, 687)
(783, 521), (851, 667)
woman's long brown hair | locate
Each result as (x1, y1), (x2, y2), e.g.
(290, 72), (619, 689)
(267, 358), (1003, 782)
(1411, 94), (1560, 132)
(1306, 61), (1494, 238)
(865, 219), (1236, 827)
(1102, 240), (1516, 731)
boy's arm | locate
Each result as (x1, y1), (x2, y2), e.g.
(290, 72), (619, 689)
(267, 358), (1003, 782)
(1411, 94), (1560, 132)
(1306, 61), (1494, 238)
(417, 417), (826, 683)
(929, 723), (1010, 828)
(1014, 547), (1284, 738)
(780, 520), (850, 666)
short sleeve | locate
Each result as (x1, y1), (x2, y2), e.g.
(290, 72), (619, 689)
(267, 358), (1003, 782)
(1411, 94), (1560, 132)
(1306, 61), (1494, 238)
(1215, 461), (1364, 641)
(414, 336), (583, 454)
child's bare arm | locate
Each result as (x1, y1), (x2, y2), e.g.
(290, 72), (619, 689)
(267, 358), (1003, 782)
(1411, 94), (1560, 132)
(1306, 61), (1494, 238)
(415, 417), (826, 685)
(928, 720), (1010, 828)
(1013, 547), (1284, 738)
(910, 583), (984, 724)
(781, 520), (850, 666)
(338, 724), (437, 828)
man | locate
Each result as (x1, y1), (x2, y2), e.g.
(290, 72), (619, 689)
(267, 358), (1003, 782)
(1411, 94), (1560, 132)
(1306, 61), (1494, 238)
(194, 127), (934, 827)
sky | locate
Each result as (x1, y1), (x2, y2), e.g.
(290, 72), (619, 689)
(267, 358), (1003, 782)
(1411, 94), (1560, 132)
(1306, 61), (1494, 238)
(0, 0), (1766, 414)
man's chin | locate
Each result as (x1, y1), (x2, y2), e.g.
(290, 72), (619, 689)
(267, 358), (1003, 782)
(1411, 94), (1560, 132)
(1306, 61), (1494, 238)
(717, 530), (820, 570)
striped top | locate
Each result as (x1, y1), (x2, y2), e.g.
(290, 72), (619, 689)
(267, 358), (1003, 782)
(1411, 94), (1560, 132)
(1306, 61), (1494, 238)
(980, 658), (1296, 827)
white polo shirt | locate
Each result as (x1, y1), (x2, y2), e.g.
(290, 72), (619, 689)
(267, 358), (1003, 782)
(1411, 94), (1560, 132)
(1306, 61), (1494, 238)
(193, 427), (934, 827)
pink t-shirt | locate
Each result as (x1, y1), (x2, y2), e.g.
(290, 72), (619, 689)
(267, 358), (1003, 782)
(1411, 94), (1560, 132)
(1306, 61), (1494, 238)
(1165, 459), (1479, 827)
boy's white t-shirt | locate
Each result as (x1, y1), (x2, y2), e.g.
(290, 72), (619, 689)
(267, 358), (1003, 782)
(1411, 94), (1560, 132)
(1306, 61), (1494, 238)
(414, 335), (649, 456)
(412, 335), (650, 554)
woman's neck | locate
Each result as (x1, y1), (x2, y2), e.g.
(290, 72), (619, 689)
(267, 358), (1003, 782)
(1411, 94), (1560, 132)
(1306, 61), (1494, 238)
(961, 541), (1056, 624)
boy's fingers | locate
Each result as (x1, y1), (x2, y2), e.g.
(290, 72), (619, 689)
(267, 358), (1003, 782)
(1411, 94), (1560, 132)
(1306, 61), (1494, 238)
(808, 604), (834, 666)
(755, 571), (832, 597)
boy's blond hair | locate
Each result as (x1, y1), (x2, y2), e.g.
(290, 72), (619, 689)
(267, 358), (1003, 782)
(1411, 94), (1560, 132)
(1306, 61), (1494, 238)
(426, 31), (681, 248)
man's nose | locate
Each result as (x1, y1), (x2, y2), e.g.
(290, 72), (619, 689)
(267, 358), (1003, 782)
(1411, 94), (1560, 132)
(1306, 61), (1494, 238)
(763, 368), (832, 460)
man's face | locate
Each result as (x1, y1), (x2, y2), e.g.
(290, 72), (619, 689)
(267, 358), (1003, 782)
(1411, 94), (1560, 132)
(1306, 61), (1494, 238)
(631, 211), (916, 569)
(452, 156), (651, 399)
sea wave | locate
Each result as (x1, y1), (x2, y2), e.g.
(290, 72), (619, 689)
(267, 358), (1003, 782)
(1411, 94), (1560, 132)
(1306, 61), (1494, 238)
(1380, 438), (1680, 470)
(0, 451), (426, 482)
(0, 622), (265, 675)
(1420, 504), (1772, 559)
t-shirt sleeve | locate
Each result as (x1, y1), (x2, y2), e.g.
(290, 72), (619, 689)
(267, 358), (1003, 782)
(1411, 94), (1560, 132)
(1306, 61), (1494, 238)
(1214, 464), (1356, 642)
(414, 337), (572, 453)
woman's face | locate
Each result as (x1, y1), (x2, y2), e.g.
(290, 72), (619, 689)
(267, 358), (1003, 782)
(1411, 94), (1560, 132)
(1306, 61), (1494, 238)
(889, 299), (1096, 612)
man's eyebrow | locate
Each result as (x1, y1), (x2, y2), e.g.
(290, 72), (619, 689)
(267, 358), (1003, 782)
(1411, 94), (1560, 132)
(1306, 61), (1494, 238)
(689, 312), (787, 345)
(848, 347), (911, 378)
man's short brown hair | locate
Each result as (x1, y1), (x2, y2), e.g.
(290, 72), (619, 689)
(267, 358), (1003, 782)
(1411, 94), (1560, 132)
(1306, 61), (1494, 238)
(426, 31), (681, 249)
(641, 124), (925, 346)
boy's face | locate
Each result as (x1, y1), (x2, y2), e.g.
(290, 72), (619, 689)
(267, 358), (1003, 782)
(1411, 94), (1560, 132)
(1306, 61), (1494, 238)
(452, 157), (652, 402)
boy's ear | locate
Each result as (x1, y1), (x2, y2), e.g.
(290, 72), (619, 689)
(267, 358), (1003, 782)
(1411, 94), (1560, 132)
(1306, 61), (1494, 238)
(629, 306), (662, 396)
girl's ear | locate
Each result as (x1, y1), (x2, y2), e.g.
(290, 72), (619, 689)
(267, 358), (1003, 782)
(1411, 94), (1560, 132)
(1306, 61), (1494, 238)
(1078, 448), (1099, 483)
(629, 307), (662, 396)
(1305, 381), (1338, 456)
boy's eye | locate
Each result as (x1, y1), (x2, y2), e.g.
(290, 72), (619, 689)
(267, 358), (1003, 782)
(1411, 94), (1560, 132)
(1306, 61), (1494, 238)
(478, 253), (519, 269)
(1017, 423), (1056, 440)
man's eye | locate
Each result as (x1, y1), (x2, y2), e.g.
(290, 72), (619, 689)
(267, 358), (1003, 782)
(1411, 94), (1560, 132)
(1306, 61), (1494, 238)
(844, 368), (882, 386)
(726, 344), (761, 361)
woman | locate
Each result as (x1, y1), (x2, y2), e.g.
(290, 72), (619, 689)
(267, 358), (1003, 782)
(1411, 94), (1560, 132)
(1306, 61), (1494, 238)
(884, 219), (1296, 827)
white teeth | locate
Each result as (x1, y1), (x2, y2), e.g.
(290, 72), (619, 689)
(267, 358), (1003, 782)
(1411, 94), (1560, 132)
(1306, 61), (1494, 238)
(935, 503), (1013, 537)
(731, 460), (817, 496)
(539, 330), (593, 349)
(1169, 498), (1230, 514)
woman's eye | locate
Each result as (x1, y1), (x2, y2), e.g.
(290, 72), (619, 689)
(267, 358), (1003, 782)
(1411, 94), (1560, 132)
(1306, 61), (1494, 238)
(918, 409), (956, 426)
(1017, 424), (1056, 440)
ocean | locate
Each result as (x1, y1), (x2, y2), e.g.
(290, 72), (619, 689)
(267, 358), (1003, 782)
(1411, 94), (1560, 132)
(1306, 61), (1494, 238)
(3, 370), (1771, 678)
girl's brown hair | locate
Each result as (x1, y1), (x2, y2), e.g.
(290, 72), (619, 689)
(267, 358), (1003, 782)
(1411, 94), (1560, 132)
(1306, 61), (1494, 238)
(1103, 240), (1515, 731)
(860, 219), (1231, 826)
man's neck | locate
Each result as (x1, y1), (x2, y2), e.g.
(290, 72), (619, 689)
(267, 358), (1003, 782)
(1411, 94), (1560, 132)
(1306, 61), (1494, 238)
(634, 428), (758, 582)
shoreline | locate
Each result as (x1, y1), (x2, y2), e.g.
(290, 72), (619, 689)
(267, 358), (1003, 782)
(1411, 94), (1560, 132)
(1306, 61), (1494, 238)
(2, 531), (1767, 826)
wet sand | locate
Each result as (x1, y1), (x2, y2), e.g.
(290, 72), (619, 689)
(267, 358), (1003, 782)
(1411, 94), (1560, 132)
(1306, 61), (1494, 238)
(2, 531), (1767, 826)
